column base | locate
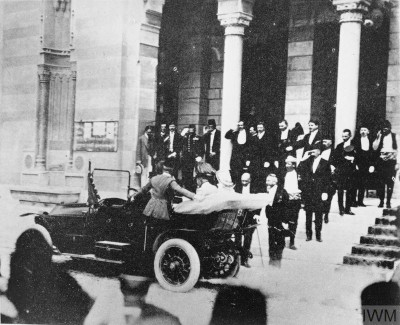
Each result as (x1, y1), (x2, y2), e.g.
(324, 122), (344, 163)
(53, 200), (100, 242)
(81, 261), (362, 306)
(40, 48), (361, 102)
(65, 172), (85, 188)
(21, 171), (50, 186)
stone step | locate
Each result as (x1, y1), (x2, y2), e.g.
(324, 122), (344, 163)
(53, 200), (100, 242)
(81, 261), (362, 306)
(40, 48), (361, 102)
(360, 235), (400, 247)
(375, 216), (397, 226)
(351, 244), (400, 259)
(343, 254), (396, 269)
(9, 185), (81, 207)
(383, 207), (400, 217)
(368, 225), (398, 236)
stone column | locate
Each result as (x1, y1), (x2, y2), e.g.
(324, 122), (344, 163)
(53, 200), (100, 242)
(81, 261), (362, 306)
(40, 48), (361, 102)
(217, 0), (254, 172)
(333, 0), (370, 145)
(67, 70), (77, 171)
(35, 66), (51, 171)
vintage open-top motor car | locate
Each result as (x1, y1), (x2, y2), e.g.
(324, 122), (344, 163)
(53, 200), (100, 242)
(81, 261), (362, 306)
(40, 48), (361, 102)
(29, 163), (265, 292)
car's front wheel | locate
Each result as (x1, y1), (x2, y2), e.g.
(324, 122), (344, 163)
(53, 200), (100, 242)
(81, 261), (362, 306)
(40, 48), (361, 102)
(154, 238), (200, 292)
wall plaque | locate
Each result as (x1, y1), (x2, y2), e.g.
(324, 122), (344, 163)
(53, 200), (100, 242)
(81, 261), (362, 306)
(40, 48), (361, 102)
(74, 121), (118, 152)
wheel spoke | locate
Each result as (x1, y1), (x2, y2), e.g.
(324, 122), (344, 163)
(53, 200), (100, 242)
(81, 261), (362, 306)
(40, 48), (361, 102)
(160, 246), (193, 285)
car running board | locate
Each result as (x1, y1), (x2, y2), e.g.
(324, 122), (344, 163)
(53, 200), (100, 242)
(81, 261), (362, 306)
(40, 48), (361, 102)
(64, 253), (124, 265)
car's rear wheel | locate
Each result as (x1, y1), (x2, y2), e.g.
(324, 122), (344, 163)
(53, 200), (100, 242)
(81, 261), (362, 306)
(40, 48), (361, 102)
(154, 238), (200, 292)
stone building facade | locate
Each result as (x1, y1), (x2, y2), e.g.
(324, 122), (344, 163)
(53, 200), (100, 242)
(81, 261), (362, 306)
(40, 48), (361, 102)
(0, 0), (398, 195)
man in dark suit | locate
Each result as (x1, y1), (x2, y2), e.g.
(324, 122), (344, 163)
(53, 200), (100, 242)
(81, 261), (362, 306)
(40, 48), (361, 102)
(353, 126), (376, 207)
(251, 122), (278, 191)
(320, 134), (336, 224)
(164, 121), (182, 178)
(181, 124), (204, 191)
(331, 129), (357, 215)
(225, 120), (251, 185)
(136, 125), (154, 186)
(235, 172), (259, 268)
(292, 118), (323, 157)
(298, 145), (330, 242)
(203, 119), (221, 170)
(277, 119), (299, 172)
(153, 122), (168, 165)
(264, 173), (289, 267)
(281, 155), (302, 249)
(372, 120), (399, 208)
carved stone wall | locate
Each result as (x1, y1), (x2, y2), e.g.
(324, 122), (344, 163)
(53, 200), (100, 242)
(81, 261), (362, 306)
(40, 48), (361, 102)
(48, 69), (73, 152)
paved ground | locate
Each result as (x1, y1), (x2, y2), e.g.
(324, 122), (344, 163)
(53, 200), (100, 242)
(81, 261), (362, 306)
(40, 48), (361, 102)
(0, 184), (398, 325)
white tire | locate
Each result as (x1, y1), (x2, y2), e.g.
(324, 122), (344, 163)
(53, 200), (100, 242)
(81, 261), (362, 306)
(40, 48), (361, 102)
(30, 224), (53, 247)
(154, 238), (200, 292)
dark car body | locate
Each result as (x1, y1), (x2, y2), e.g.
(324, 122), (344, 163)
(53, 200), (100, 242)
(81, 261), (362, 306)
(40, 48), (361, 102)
(33, 164), (256, 291)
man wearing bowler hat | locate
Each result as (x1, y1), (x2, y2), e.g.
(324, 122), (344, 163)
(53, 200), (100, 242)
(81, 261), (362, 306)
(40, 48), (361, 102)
(203, 119), (221, 170)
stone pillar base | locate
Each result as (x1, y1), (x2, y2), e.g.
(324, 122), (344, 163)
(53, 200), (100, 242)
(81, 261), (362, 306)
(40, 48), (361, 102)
(21, 171), (49, 186)
(65, 172), (85, 188)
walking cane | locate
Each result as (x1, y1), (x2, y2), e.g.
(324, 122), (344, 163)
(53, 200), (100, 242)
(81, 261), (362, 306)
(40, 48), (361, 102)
(256, 225), (264, 267)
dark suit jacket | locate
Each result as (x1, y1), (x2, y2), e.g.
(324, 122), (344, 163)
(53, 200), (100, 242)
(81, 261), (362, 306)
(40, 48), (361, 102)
(298, 156), (331, 211)
(136, 134), (153, 167)
(251, 132), (277, 167)
(235, 182), (259, 194)
(154, 132), (168, 160)
(204, 129), (221, 157)
(203, 129), (221, 169)
(264, 185), (289, 226)
(164, 132), (182, 158)
(293, 130), (323, 155)
(353, 136), (376, 170)
(277, 129), (299, 163)
(225, 129), (251, 169)
(331, 141), (357, 178)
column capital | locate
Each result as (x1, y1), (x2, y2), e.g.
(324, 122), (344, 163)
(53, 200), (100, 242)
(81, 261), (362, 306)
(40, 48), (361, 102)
(217, 0), (255, 34)
(38, 66), (51, 83)
(332, 0), (371, 13)
(218, 14), (253, 35)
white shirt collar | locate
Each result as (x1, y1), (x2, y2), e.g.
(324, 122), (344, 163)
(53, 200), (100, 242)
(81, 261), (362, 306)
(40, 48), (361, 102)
(312, 156), (322, 173)
(281, 129), (289, 140)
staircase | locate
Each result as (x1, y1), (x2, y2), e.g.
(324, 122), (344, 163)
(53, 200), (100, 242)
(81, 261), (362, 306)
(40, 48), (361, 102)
(343, 206), (400, 269)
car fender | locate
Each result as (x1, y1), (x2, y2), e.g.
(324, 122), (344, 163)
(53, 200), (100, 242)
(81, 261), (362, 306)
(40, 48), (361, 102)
(152, 229), (202, 253)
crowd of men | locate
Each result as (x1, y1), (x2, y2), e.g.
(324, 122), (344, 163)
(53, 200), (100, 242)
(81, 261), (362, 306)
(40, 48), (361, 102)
(137, 117), (399, 266)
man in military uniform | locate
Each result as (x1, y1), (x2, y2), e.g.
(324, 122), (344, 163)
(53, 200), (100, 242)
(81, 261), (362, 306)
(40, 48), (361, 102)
(181, 124), (204, 191)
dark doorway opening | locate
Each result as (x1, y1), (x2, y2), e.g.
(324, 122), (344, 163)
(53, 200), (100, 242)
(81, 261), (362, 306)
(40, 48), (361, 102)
(311, 22), (339, 139)
(311, 18), (390, 141)
(241, 0), (290, 133)
(357, 16), (390, 135)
